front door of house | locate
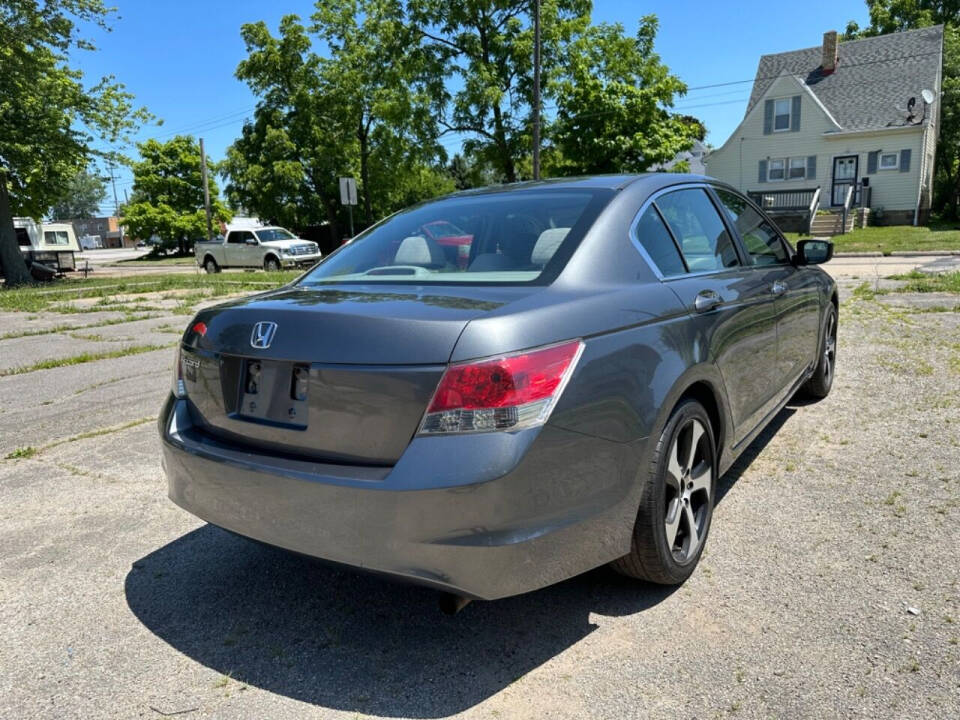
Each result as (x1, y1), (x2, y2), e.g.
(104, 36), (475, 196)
(831, 155), (858, 206)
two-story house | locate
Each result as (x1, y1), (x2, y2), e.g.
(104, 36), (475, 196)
(706, 26), (943, 233)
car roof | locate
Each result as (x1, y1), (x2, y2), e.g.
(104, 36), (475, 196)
(447, 173), (724, 197)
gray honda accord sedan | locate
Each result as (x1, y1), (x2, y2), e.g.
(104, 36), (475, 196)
(160, 174), (837, 600)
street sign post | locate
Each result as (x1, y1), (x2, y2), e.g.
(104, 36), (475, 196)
(339, 177), (358, 237)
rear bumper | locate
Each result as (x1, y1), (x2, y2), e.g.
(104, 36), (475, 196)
(159, 394), (638, 599)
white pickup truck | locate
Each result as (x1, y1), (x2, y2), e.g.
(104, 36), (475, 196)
(195, 226), (322, 273)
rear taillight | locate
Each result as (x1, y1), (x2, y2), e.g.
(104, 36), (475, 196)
(171, 346), (186, 398)
(419, 340), (583, 435)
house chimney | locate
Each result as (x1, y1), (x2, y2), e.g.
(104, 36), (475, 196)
(822, 30), (838, 74)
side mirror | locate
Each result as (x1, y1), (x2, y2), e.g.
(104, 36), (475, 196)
(796, 239), (833, 265)
(244, 237), (258, 245)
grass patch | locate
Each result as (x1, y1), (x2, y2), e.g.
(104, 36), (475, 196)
(886, 270), (960, 294)
(786, 220), (960, 254)
(0, 343), (175, 377)
(5, 446), (38, 460)
(3, 417), (156, 462)
(0, 272), (297, 313)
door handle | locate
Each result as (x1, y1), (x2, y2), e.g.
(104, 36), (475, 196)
(693, 290), (721, 313)
(771, 280), (788, 296)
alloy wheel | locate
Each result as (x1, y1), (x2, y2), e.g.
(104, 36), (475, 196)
(822, 312), (837, 385)
(664, 418), (712, 563)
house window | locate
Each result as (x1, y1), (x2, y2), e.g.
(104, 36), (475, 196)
(879, 152), (899, 170)
(774, 98), (792, 131)
(788, 157), (807, 180)
(768, 158), (786, 181)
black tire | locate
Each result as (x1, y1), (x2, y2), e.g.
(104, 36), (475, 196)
(203, 256), (219, 274)
(800, 304), (837, 400)
(264, 256), (281, 272)
(611, 399), (717, 585)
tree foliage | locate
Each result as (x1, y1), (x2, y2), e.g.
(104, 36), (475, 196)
(0, 0), (150, 285)
(548, 17), (698, 175)
(410, 0), (591, 183)
(225, 6), (452, 237)
(49, 168), (108, 220)
(846, 1), (960, 217)
(123, 137), (230, 254)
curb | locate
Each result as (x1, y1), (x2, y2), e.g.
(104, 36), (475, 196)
(888, 250), (960, 257)
(831, 251), (960, 258)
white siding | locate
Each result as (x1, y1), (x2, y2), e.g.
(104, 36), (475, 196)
(706, 75), (924, 212)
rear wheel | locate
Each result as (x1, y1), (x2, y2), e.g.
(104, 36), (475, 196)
(612, 399), (716, 585)
(264, 256), (281, 272)
(203, 256), (219, 274)
(800, 305), (837, 399)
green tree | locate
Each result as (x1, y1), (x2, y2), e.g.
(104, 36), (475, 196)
(225, 16), (350, 236)
(846, 2), (960, 217)
(123, 136), (230, 254)
(0, 0), (150, 286)
(409, 0), (591, 183)
(311, 0), (446, 224)
(226, 8), (450, 235)
(548, 17), (699, 175)
(49, 168), (108, 220)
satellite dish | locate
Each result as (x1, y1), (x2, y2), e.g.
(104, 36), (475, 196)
(921, 89), (935, 104)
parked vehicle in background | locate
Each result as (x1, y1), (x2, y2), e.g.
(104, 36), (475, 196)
(79, 234), (103, 250)
(162, 174), (838, 602)
(195, 226), (322, 273)
(421, 220), (474, 268)
(13, 218), (80, 273)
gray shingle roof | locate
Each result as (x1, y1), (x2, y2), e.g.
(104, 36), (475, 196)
(746, 25), (943, 132)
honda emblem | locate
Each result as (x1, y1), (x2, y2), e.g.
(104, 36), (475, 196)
(250, 321), (278, 349)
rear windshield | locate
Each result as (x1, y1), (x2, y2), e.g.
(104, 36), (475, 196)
(298, 188), (612, 285)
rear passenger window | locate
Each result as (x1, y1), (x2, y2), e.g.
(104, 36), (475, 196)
(714, 189), (789, 265)
(633, 206), (686, 276)
(655, 189), (739, 272)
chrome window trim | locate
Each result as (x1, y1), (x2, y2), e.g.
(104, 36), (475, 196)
(628, 182), (748, 283)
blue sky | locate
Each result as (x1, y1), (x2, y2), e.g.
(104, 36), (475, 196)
(74, 0), (871, 213)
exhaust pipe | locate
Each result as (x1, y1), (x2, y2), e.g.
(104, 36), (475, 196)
(438, 593), (473, 615)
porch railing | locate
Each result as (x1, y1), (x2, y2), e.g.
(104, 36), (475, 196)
(841, 185), (855, 235)
(806, 187), (822, 236)
(748, 187), (820, 212)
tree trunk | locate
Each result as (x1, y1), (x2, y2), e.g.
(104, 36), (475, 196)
(491, 102), (516, 182)
(0, 172), (33, 287)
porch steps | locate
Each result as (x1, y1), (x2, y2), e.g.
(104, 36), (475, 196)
(809, 211), (856, 237)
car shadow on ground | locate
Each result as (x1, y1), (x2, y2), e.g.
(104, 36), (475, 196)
(125, 407), (793, 718)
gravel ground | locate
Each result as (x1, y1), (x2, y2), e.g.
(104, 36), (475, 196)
(0, 275), (958, 719)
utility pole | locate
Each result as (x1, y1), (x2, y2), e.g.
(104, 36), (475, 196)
(532, 0), (541, 180)
(199, 138), (214, 243)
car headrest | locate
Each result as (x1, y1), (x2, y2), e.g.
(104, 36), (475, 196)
(531, 228), (570, 266)
(394, 236), (444, 266)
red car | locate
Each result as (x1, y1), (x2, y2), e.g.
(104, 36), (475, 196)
(421, 221), (473, 268)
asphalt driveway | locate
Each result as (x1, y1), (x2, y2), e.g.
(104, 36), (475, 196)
(0, 274), (957, 719)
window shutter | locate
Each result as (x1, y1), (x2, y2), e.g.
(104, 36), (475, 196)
(899, 149), (911, 172)
(867, 151), (878, 174)
(791, 96), (801, 132)
(758, 160), (768, 183)
(763, 100), (774, 135)
(807, 155), (817, 179)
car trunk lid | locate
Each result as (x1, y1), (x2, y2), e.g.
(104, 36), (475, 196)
(180, 285), (526, 464)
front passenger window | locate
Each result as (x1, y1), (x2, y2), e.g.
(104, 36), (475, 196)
(655, 189), (740, 272)
(714, 189), (790, 266)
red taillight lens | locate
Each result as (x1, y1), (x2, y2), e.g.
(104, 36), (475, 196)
(420, 340), (583, 435)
